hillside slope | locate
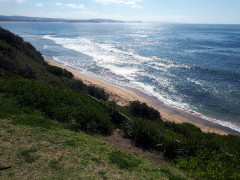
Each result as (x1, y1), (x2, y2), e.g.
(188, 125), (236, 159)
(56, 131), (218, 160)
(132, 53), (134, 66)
(0, 117), (187, 179)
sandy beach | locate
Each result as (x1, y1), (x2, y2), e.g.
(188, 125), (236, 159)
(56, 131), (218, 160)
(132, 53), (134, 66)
(46, 59), (234, 135)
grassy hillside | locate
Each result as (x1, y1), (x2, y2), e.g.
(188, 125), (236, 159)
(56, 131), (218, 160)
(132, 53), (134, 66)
(0, 116), (187, 179)
(1, 26), (240, 180)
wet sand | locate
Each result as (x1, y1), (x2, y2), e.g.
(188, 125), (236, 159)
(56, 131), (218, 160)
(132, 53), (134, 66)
(46, 59), (239, 135)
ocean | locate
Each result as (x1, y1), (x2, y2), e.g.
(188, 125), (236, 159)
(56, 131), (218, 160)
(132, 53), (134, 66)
(1, 22), (239, 133)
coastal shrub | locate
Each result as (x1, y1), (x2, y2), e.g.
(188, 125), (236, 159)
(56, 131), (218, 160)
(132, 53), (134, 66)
(123, 118), (162, 150)
(102, 101), (127, 127)
(23, 41), (47, 65)
(122, 115), (224, 160)
(18, 64), (37, 79)
(123, 114), (240, 162)
(110, 110), (126, 127)
(63, 69), (74, 78)
(129, 101), (162, 121)
(88, 85), (109, 101)
(177, 149), (240, 180)
(0, 27), (23, 48)
(161, 130), (187, 159)
(0, 41), (18, 73)
(0, 40), (16, 59)
(219, 134), (240, 155)
(163, 122), (202, 137)
(0, 53), (17, 72)
(67, 79), (86, 92)
(46, 65), (73, 79)
(0, 75), (114, 135)
(0, 52), (36, 79)
(1, 36), (40, 79)
(0, 27), (46, 65)
(125, 118), (187, 159)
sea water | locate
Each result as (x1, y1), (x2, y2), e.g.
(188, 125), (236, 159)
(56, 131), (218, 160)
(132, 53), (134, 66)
(1, 22), (239, 132)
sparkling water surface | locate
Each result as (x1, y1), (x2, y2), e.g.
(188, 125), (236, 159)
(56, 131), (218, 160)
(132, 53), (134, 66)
(1, 22), (239, 132)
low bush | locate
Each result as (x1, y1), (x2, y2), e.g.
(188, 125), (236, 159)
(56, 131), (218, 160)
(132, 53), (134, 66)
(177, 149), (240, 180)
(163, 121), (202, 136)
(124, 118), (162, 150)
(0, 74), (114, 135)
(129, 101), (161, 121)
(109, 110), (126, 127)
(124, 118), (188, 159)
(46, 65), (73, 79)
(88, 85), (109, 101)
(0, 53), (17, 73)
(67, 79), (85, 93)
(0, 41), (18, 73)
(0, 40), (16, 59)
(18, 64), (37, 79)
(122, 106), (240, 179)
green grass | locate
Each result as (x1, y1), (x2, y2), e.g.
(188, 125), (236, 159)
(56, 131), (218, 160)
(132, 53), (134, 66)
(109, 150), (142, 171)
(0, 117), (189, 179)
(20, 148), (40, 163)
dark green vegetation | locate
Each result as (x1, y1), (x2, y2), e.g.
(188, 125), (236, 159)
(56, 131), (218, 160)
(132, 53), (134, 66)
(129, 101), (161, 121)
(123, 119), (240, 179)
(46, 64), (74, 78)
(0, 73), (114, 135)
(1, 26), (240, 179)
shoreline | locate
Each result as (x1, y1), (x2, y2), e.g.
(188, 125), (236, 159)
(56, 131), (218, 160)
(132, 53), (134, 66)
(46, 59), (239, 135)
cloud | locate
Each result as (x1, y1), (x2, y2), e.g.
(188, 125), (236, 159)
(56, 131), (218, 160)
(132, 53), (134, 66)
(36, 2), (43, 7)
(66, 3), (85, 10)
(55, 3), (62, 6)
(0, 0), (26, 3)
(95, 0), (142, 9)
(54, 2), (85, 10)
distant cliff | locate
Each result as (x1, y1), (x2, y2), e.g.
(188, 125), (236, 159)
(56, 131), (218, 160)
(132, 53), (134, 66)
(0, 15), (141, 23)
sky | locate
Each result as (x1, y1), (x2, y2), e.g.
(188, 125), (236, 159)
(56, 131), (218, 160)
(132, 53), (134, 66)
(0, 0), (240, 24)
